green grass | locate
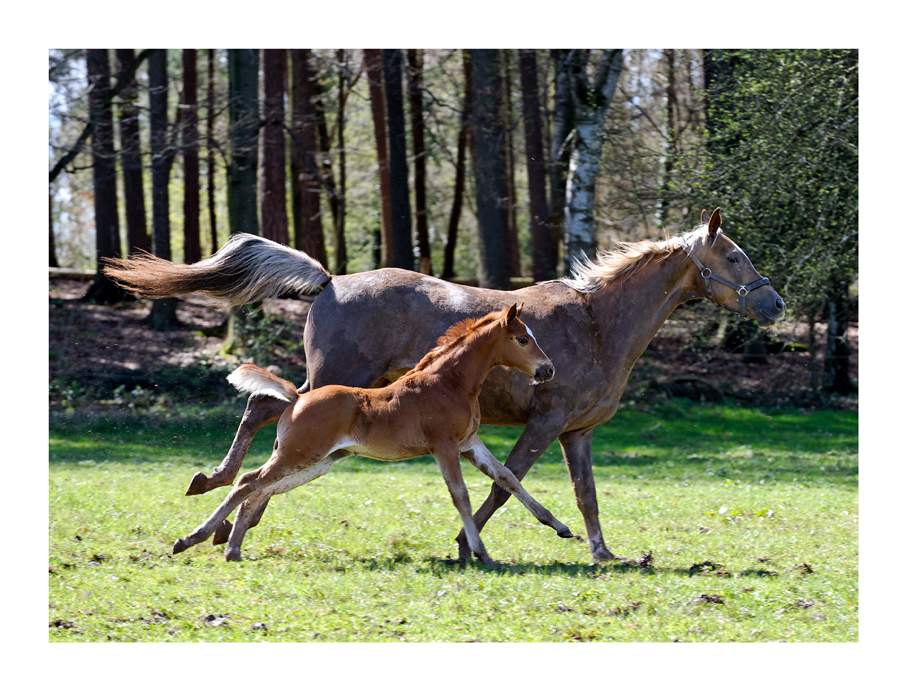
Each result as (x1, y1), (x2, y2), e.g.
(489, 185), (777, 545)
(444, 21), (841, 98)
(49, 401), (858, 642)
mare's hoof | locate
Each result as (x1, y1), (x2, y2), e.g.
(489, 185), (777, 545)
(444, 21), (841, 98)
(212, 519), (233, 546)
(185, 472), (211, 496)
(224, 548), (242, 562)
(556, 526), (574, 539)
(593, 549), (621, 562)
(173, 538), (188, 555)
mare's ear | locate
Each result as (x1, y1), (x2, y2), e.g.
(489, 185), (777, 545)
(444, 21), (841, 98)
(707, 207), (722, 237)
(700, 209), (709, 225)
(503, 303), (519, 325)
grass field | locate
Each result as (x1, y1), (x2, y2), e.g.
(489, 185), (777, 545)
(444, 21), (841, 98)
(48, 400), (857, 643)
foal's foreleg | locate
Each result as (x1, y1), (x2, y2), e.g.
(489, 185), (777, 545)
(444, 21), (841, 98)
(433, 446), (496, 568)
(185, 393), (291, 496)
(461, 438), (573, 539)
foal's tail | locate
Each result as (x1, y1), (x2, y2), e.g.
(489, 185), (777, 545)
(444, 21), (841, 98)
(104, 233), (332, 308)
(227, 364), (300, 403)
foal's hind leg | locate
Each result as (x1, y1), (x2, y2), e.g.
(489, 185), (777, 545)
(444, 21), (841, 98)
(185, 393), (291, 496)
(460, 437), (573, 539)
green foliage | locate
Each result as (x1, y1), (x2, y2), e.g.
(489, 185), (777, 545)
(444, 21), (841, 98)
(49, 403), (857, 642)
(695, 50), (858, 318)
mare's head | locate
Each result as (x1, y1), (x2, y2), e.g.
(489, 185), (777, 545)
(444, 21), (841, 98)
(494, 303), (555, 385)
(687, 208), (786, 327)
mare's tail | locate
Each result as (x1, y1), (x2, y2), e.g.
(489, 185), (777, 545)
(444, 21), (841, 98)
(227, 364), (300, 403)
(103, 233), (332, 308)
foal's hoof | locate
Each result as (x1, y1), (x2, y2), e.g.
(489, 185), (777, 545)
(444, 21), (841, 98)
(556, 526), (575, 539)
(172, 538), (189, 555)
(184, 472), (212, 496)
(212, 519), (233, 546)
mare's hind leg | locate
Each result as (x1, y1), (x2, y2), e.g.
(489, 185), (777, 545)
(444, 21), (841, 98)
(186, 392), (292, 496)
(433, 444), (496, 568)
(460, 437), (573, 539)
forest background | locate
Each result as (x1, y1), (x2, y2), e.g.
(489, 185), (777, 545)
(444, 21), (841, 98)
(49, 47), (858, 398)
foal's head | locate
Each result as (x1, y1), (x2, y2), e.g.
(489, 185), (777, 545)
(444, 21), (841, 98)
(494, 303), (555, 385)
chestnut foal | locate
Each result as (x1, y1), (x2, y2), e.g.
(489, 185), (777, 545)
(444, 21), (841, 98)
(172, 304), (573, 566)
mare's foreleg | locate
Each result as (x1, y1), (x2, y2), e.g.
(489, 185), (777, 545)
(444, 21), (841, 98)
(460, 438), (573, 539)
(185, 392), (294, 496)
(559, 429), (620, 561)
(433, 445), (496, 568)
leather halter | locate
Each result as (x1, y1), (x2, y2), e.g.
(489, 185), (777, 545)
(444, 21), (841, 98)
(686, 250), (772, 319)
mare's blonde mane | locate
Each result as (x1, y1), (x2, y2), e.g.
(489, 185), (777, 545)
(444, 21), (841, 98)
(561, 225), (714, 293)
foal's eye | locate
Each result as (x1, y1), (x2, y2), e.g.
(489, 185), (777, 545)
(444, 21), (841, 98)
(517, 337), (528, 346)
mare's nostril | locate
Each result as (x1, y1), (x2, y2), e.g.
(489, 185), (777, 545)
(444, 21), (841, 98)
(776, 297), (785, 312)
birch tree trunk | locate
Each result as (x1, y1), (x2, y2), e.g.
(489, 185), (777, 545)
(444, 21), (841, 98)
(562, 49), (623, 275)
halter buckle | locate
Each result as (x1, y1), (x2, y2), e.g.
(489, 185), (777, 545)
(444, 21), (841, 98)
(700, 268), (712, 279)
(736, 286), (749, 296)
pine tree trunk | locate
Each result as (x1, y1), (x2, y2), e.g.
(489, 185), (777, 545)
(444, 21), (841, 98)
(182, 49), (202, 263)
(115, 48), (150, 257)
(363, 49), (394, 267)
(823, 281), (852, 394)
(657, 48), (677, 229)
(563, 49), (622, 275)
(49, 190), (59, 267)
(83, 49), (126, 304)
(469, 49), (511, 290)
(382, 49), (414, 270)
(549, 49), (573, 276)
(519, 49), (554, 282)
(333, 49), (348, 274)
(148, 49), (179, 328)
(206, 49), (218, 253)
(289, 49), (327, 263)
(407, 49), (431, 274)
(260, 49), (289, 245)
(501, 51), (520, 278)
(227, 49), (260, 239)
(442, 52), (471, 280)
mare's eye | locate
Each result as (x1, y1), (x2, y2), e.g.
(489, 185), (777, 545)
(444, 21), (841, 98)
(727, 255), (739, 264)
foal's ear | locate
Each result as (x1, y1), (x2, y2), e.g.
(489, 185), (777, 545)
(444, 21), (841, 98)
(516, 302), (523, 318)
(707, 207), (722, 237)
(503, 303), (519, 325)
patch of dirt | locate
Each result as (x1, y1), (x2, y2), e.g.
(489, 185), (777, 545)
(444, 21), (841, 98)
(49, 276), (858, 411)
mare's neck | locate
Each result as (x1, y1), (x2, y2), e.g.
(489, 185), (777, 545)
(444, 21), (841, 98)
(589, 248), (702, 365)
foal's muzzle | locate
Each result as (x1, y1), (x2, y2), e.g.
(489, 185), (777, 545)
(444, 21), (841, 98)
(532, 363), (556, 385)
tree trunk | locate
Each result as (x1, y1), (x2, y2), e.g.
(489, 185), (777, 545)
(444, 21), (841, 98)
(657, 48), (677, 229)
(312, 63), (341, 259)
(563, 49), (623, 275)
(469, 49), (511, 290)
(115, 48), (150, 257)
(501, 51), (520, 278)
(441, 51), (471, 280)
(49, 190), (59, 267)
(227, 49), (260, 239)
(206, 49), (218, 254)
(407, 49), (431, 274)
(518, 49), (554, 282)
(83, 49), (127, 304)
(549, 49), (574, 276)
(182, 49), (202, 263)
(333, 49), (348, 274)
(260, 49), (289, 245)
(363, 49), (394, 267)
(289, 49), (327, 263)
(823, 281), (853, 394)
(148, 49), (179, 328)
(382, 49), (414, 270)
